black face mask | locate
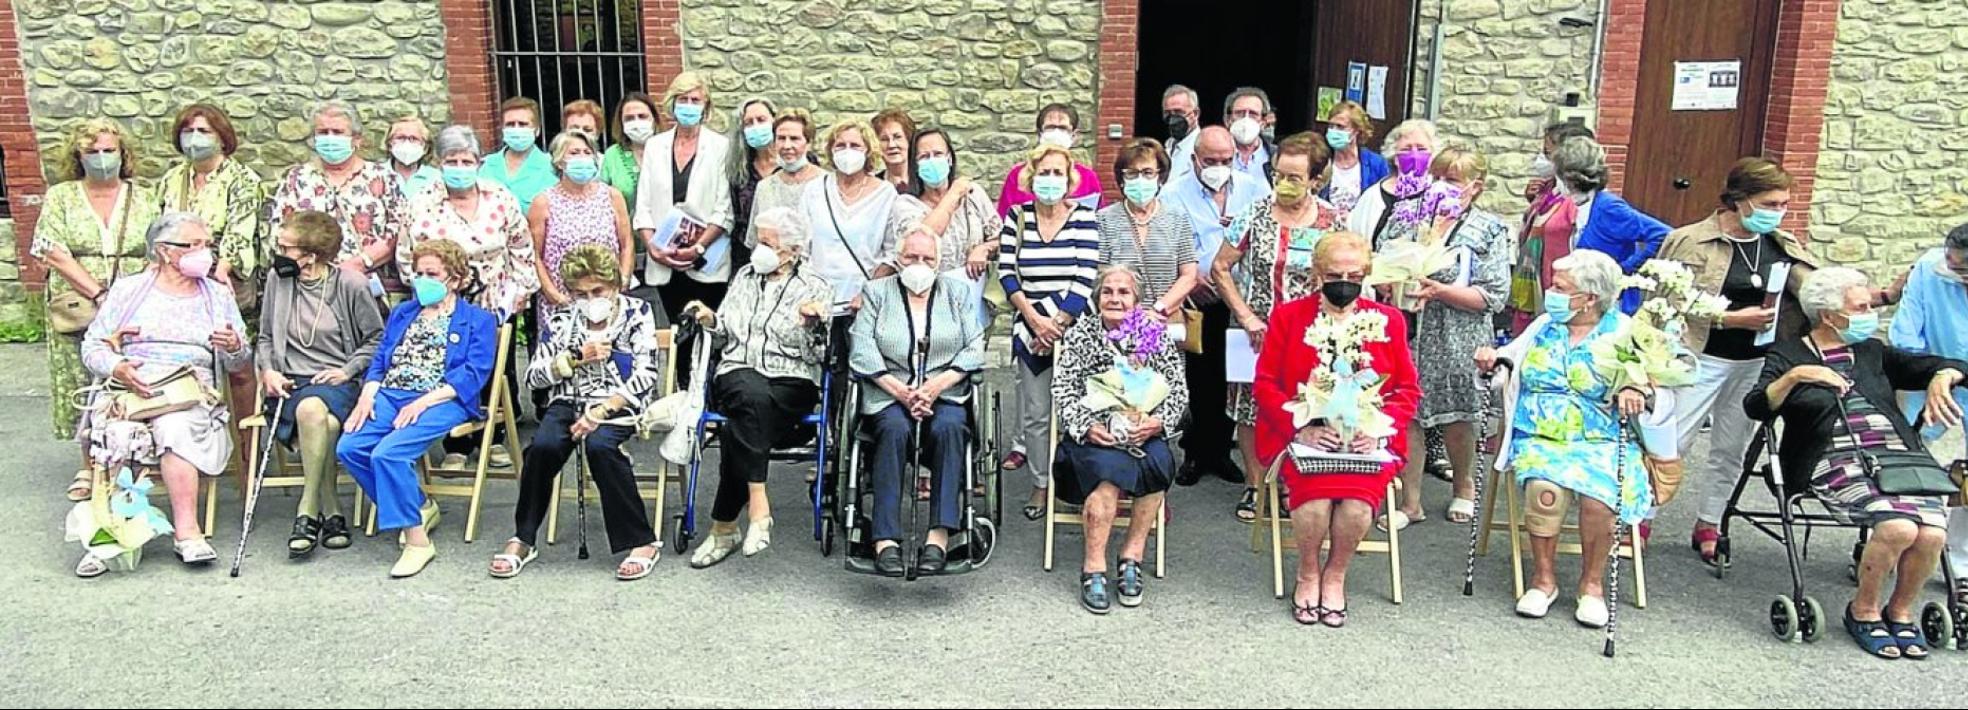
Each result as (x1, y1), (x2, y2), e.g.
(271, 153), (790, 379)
(1165, 112), (1190, 142)
(1322, 280), (1363, 308)
(271, 253), (302, 279)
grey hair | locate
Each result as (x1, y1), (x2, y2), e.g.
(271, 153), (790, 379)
(547, 130), (596, 171)
(898, 224), (939, 266)
(1946, 222), (1968, 251)
(1551, 249), (1622, 311)
(1162, 84), (1198, 107)
(1222, 86), (1273, 117)
(1383, 119), (1442, 158)
(434, 125), (481, 163)
(1553, 136), (1610, 194)
(145, 211), (210, 260)
(308, 99), (362, 136)
(1798, 267), (1872, 323)
(752, 206), (811, 257)
(1095, 263), (1145, 296)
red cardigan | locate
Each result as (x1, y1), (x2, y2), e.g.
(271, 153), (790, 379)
(1253, 295), (1421, 502)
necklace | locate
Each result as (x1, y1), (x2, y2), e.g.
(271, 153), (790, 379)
(1728, 235), (1765, 289)
(293, 274), (330, 350)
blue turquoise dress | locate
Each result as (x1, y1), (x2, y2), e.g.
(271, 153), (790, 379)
(1508, 313), (1652, 524)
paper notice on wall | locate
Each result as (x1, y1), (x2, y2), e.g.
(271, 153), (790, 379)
(1366, 65), (1389, 120)
(1317, 87), (1343, 121)
(1346, 61), (1367, 103)
(1672, 60), (1742, 111)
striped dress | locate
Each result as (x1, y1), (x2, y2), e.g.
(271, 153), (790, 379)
(997, 202), (1100, 371)
(1812, 346), (1949, 528)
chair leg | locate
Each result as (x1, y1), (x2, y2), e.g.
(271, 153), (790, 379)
(546, 471), (562, 545)
(1269, 479), (1285, 599)
(1042, 416), (1056, 573)
(1631, 537), (1649, 609)
(652, 459), (668, 547)
(1478, 462), (1504, 556)
(1506, 476), (1526, 600)
(1153, 496), (1166, 579)
(1387, 483), (1403, 605)
(465, 442), (491, 544)
(203, 477), (219, 539)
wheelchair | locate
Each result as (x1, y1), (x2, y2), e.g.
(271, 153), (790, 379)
(832, 375), (1002, 579)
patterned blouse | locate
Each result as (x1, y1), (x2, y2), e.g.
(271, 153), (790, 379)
(158, 157), (265, 275)
(398, 179), (540, 315)
(538, 183), (621, 295)
(29, 180), (159, 299)
(81, 271), (251, 388)
(267, 159), (408, 290)
(381, 311), (451, 392)
(525, 294), (664, 411)
(711, 263), (835, 384)
(900, 182), (1002, 279)
(1050, 313), (1189, 441)
(1229, 196), (1343, 321)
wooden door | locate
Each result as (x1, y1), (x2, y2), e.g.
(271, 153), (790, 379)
(1310, 0), (1415, 151)
(1623, 0), (1780, 227)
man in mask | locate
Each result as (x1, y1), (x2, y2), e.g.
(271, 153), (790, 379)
(1163, 84), (1201, 173)
(1887, 222), (1968, 601)
(1224, 87), (1276, 183)
(1159, 126), (1272, 491)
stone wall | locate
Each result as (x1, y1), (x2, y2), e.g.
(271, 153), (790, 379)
(675, 0), (1102, 195)
(1807, 0), (1968, 272)
(0, 220), (33, 342)
(9, 0), (455, 180)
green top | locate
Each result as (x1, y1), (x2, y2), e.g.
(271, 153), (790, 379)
(30, 179), (160, 298)
(157, 157), (265, 275)
(478, 146), (557, 213)
(602, 143), (641, 210)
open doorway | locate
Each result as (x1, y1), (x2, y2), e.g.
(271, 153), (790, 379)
(1133, 0), (1316, 142)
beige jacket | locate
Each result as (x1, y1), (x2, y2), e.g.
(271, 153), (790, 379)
(1657, 212), (1819, 354)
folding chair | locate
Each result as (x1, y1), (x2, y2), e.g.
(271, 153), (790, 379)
(236, 393), (371, 533)
(138, 472), (220, 539)
(1040, 413), (1166, 578)
(546, 327), (678, 545)
(1249, 457), (1403, 603)
(1476, 462), (1648, 608)
(419, 322), (525, 543)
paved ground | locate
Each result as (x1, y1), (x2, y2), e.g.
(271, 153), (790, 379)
(1, 341), (1962, 707)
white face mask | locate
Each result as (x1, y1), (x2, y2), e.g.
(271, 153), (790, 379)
(1200, 165), (1232, 191)
(900, 263), (937, 295)
(623, 119), (656, 145)
(1530, 154), (1554, 179)
(390, 141), (426, 166)
(778, 154), (808, 172)
(1230, 117), (1262, 146)
(831, 148), (867, 175)
(581, 296), (616, 324)
(750, 246), (783, 275)
(1039, 129), (1074, 149)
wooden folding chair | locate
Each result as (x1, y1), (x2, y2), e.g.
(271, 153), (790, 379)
(1476, 463), (1648, 608)
(1249, 456), (1403, 603)
(1041, 413), (1167, 578)
(139, 472), (220, 538)
(236, 393), (371, 532)
(546, 327), (678, 545)
(418, 322), (525, 543)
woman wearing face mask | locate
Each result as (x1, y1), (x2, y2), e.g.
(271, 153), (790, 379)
(1344, 119), (1441, 252)
(1096, 138), (1196, 320)
(682, 207), (833, 568)
(1214, 133), (1340, 523)
(1550, 136), (1669, 314)
(255, 211), (386, 558)
(496, 245), (665, 580)
(798, 118), (922, 313)
(530, 131), (635, 314)
(385, 115), (441, 201)
(1504, 122), (1596, 335)
(848, 229), (986, 576)
(1475, 249), (1661, 626)
(480, 97), (557, 213)
(901, 128), (1001, 329)
(633, 72), (737, 330)
(1658, 158), (1818, 565)
(270, 100), (408, 294)
(996, 103), (1105, 217)
(32, 118), (160, 460)
(1254, 232), (1420, 626)
(337, 239), (498, 577)
(602, 92), (659, 209)
(745, 109), (823, 250)
(873, 108), (918, 192)
(1317, 101), (1389, 222)
(159, 104), (263, 298)
(71, 212), (252, 576)
(999, 144), (1102, 520)
(726, 97), (781, 272)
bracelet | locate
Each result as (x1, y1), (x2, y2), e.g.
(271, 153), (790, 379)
(360, 252), (376, 270)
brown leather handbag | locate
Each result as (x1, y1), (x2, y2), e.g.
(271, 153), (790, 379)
(47, 193), (137, 336)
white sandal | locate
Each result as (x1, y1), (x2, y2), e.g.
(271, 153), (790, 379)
(66, 470), (93, 503)
(1377, 510), (1424, 533)
(1447, 497), (1477, 524)
(741, 517), (773, 557)
(488, 538), (536, 579)
(689, 531), (741, 569)
(616, 547), (660, 581)
(74, 553), (109, 578)
(174, 537), (217, 564)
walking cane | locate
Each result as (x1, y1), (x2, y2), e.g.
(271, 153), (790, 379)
(577, 423), (593, 561)
(1462, 372), (1497, 596)
(1605, 414), (1631, 658)
(230, 394), (287, 578)
(905, 336), (929, 582)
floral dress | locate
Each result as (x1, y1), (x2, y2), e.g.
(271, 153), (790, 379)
(1224, 196), (1340, 426)
(1508, 315), (1652, 524)
(267, 160), (408, 291)
(398, 180), (540, 315)
(380, 313), (451, 392)
(158, 157), (266, 279)
(30, 180), (160, 439)
(538, 183), (620, 297)
(1414, 209), (1513, 427)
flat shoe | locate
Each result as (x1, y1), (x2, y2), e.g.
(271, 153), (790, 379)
(1516, 588), (1556, 619)
(66, 469), (93, 502)
(1377, 510), (1424, 533)
(1575, 595), (1609, 628)
(689, 532), (742, 569)
(391, 543), (437, 578)
(488, 539), (536, 579)
(741, 518), (772, 557)
(916, 544), (947, 575)
(320, 515), (353, 550)
(875, 546), (906, 576)
(174, 537), (217, 565)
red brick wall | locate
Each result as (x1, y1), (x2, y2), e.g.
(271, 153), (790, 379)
(440, 0), (499, 139)
(1094, 0), (1139, 204)
(1595, 0), (1647, 195)
(0, 0), (48, 288)
(1762, 0), (1841, 237)
(643, 0), (684, 97)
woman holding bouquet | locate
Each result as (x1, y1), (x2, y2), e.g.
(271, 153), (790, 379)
(1254, 232), (1420, 627)
(1051, 265), (1188, 614)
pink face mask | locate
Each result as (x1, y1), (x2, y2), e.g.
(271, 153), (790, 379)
(176, 247), (215, 279)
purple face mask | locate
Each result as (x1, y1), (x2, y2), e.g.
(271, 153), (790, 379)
(1395, 149), (1433, 178)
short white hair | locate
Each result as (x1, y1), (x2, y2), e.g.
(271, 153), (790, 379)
(899, 225), (939, 266)
(145, 211), (210, 260)
(308, 100), (362, 136)
(1162, 84), (1197, 107)
(434, 125), (481, 162)
(1798, 267), (1872, 322)
(1552, 250), (1622, 309)
(1383, 119), (1440, 158)
(753, 206), (810, 257)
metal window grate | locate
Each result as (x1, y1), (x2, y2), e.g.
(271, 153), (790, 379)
(490, 0), (646, 146)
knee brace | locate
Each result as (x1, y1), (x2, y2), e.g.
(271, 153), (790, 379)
(1523, 480), (1571, 538)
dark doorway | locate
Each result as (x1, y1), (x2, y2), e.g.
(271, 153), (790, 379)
(1134, 0), (1316, 142)
(1623, 0), (1780, 226)
(491, 0), (647, 147)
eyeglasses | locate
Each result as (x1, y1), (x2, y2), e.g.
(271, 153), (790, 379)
(1121, 169), (1161, 181)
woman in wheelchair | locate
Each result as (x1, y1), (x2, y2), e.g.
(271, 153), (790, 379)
(73, 213), (251, 576)
(1051, 265), (1187, 613)
(683, 206), (833, 568)
(1475, 250), (1658, 628)
(335, 240), (499, 578)
(848, 229), (986, 576)
(1743, 266), (1968, 660)
(255, 210), (387, 558)
(494, 245), (665, 580)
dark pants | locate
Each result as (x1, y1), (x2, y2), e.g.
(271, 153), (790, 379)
(659, 277), (730, 387)
(444, 322), (518, 454)
(1181, 300), (1233, 465)
(511, 402), (654, 553)
(868, 402), (966, 542)
(710, 368), (819, 523)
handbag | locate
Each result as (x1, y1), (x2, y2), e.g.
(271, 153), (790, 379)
(1813, 341), (1960, 497)
(108, 366), (219, 422)
(1179, 306), (1205, 354)
(48, 191), (137, 335)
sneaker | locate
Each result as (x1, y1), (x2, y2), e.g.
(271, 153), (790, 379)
(490, 445), (513, 468)
(439, 453), (469, 470)
(1080, 572), (1112, 615)
(1116, 560), (1144, 608)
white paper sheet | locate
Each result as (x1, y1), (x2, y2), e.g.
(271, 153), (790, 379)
(1225, 329), (1257, 384)
(1754, 262), (1792, 347)
(1367, 65), (1390, 120)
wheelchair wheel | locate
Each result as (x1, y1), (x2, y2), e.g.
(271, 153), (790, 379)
(821, 518), (836, 558)
(1769, 595), (1800, 642)
(1922, 601), (1956, 651)
(1798, 596), (1825, 643)
(971, 517), (997, 568)
(673, 517), (692, 556)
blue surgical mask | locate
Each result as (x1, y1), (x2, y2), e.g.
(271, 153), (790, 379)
(1742, 206), (1784, 234)
(313, 134), (353, 165)
(1123, 176), (1160, 205)
(1838, 311), (1879, 344)
(1032, 175), (1069, 204)
(442, 165), (477, 191)
(502, 127), (536, 153)
(743, 123), (772, 149)
(916, 156), (952, 186)
(1542, 288), (1575, 322)
(412, 276), (449, 307)
(1325, 127), (1352, 150)
(673, 102), (704, 127)
(563, 156), (599, 184)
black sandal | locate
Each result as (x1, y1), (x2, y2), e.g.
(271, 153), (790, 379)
(288, 516), (321, 558)
(1888, 621), (1930, 660)
(1235, 488), (1258, 524)
(1844, 605), (1901, 659)
(320, 515), (352, 550)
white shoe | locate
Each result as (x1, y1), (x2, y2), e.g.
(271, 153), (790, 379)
(1575, 595), (1610, 628)
(1515, 588), (1556, 619)
(689, 531), (742, 569)
(439, 453), (469, 469)
(742, 517), (773, 557)
(174, 537), (217, 565)
(490, 445), (513, 468)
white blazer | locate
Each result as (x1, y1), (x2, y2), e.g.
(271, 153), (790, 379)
(634, 128), (737, 285)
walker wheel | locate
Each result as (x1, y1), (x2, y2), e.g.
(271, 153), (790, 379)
(821, 518), (836, 557)
(1711, 537), (1731, 580)
(1770, 595), (1800, 643)
(1922, 601), (1956, 651)
(1799, 596), (1825, 643)
(673, 517), (692, 555)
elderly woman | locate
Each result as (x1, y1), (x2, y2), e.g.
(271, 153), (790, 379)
(1051, 266), (1188, 613)
(1660, 158), (1819, 565)
(32, 118), (159, 462)
(683, 207), (834, 568)
(849, 229), (985, 576)
(901, 127), (1002, 327)
(602, 92), (659, 208)
(72, 212), (250, 576)
(1254, 232), (1420, 627)
(495, 245), (664, 580)
(1319, 100), (1390, 221)
(999, 144), (1102, 519)
(997, 104), (1104, 216)
(1345, 118), (1440, 251)
(386, 115), (440, 201)
(480, 97), (557, 213)
(746, 108), (823, 250)
(1097, 137), (1197, 321)
(873, 108), (917, 192)
(1889, 223), (1968, 597)
(1745, 267), (1966, 660)
(336, 240), (499, 578)
(1477, 250), (1656, 627)
(1551, 136), (1669, 314)
(255, 210), (386, 557)
(1215, 132), (1340, 522)
(727, 97), (781, 269)
(1504, 122), (1596, 334)
(634, 72), (737, 327)
(530, 130), (634, 312)
(270, 99), (408, 294)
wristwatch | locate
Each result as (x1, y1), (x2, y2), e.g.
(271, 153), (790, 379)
(360, 251), (377, 272)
